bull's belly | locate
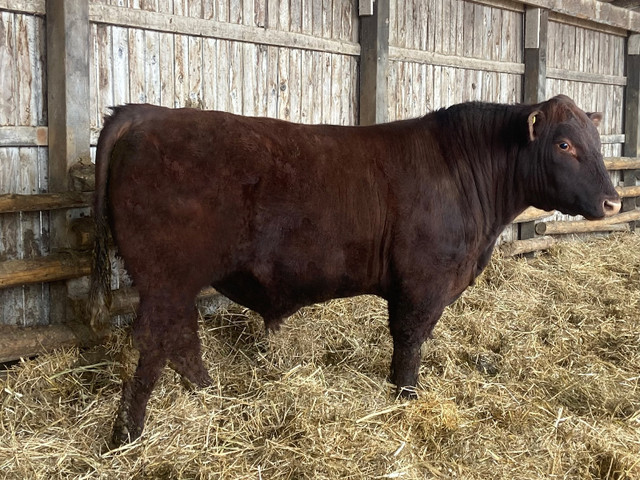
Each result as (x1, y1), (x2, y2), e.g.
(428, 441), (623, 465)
(212, 264), (381, 327)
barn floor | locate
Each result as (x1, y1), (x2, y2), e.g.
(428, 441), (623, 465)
(1, 233), (639, 479)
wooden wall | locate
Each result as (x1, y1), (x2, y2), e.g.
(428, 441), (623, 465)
(0, 4), (49, 326)
(387, 0), (523, 120)
(0, 0), (638, 327)
(546, 14), (626, 158)
(89, 0), (359, 136)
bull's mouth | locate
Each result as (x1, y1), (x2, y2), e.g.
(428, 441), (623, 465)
(556, 196), (621, 221)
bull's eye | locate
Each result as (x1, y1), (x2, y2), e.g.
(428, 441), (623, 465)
(559, 142), (569, 150)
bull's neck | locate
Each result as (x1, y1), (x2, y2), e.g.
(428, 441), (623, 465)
(429, 103), (529, 234)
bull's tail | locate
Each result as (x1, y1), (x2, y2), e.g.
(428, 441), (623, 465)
(89, 107), (132, 332)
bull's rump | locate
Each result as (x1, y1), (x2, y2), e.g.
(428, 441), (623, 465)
(106, 106), (389, 313)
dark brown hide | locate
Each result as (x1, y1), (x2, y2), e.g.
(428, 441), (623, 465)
(91, 95), (620, 446)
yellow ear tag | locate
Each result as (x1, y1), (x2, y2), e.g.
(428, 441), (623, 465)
(532, 115), (536, 124)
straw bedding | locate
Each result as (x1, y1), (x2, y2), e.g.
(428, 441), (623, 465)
(1, 233), (639, 479)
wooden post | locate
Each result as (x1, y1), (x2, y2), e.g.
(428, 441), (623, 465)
(520, 7), (548, 241)
(359, 0), (389, 125)
(46, 0), (91, 323)
(623, 34), (640, 213)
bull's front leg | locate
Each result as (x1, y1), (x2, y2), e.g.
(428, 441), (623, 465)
(388, 296), (444, 399)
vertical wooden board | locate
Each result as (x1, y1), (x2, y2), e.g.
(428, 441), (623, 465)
(96, 24), (114, 130)
(112, 26), (130, 105)
(217, 0), (229, 22)
(300, 0), (311, 34)
(433, 0), (442, 53)
(33, 15), (46, 125)
(201, 37), (216, 109)
(243, 0), (256, 26)
(188, 35), (203, 107)
(311, 51), (323, 123)
(255, 0), (266, 27)
(279, 0), (290, 31)
(481, 5), (491, 61)
(547, 22), (557, 69)
(159, 32), (176, 107)
(331, 0), (342, 41)
(128, 28), (146, 102)
(228, 41), (242, 114)
(312, 0), (323, 38)
(203, 0), (215, 19)
(288, 49), (301, 122)
(291, 0), (302, 33)
(321, 52), (332, 122)
(387, 61), (397, 121)
(441, 0), (451, 54)
(455, 0), (464, 55)
(388, 0), (396, 47)
(299, 49), (311, 123)
(140, 0), (158, 11)
(404, 0), (414, 51)
(575, 24), (585, 72)
(322, 0), (331, 39)
(433, 65), (442, 110)
(491, 7), (501, 61)
(216, 39), (230, 111)
(343, 54), (355, 124)
(242, 42), (257, 115)
(188, 0), (203, 17)
(462, 2), (474, 59)
(90, 23), (99, 130)
(158, 0), (173, 13)
(395, 61), (404, 120)
(253, 44), (268, 116)
(266, 45), (278, 118)
(0, 286), (24, 325)
(600, 31), (610, 76)
(0, 12), (16, 125)
(144, 30), (161, 105)
(277, 47), (290, 119)
(174, 34), (189, 107)
(416, 0), (427, 51)
(15, 14), (34, 126)
(229, 0), (242, 24)
(19, 147), (47, 326)
(473, 69), (483, 102)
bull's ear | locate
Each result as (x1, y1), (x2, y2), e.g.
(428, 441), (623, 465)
(527, 110), (543, 142)
(587, 112), (602, 128)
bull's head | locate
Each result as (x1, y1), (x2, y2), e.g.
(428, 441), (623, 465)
(523, 95), (621, 220)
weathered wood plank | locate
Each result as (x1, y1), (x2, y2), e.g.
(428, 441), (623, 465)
(500, 236), (556, 256)
(0, 192), (93, 214)
(0, 0), (45, 16)
(388, 47), (524, 75)
(0, 126), (47, 146)
(535, 210), (640, 235)
(0, 252), (92, 289)
(89, 3), (360, 56)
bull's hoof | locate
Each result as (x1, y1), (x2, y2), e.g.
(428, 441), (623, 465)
(110, 421), (142, 449)
(179, 369), (213, 391)
(396, 385), (418, 400)
(109, 409), (143, 449)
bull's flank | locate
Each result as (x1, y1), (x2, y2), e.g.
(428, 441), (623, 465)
(1, 233), (639, 479)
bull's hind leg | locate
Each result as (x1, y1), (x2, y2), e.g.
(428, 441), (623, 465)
(110, 296), (212, 446)
(111, 297), (166, 447)
(166, 303), (212, 389)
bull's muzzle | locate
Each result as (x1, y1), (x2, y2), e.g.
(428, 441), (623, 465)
(603, 198), (622, 217)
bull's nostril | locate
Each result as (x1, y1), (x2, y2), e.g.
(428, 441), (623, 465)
(603, 199), (621, 216)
